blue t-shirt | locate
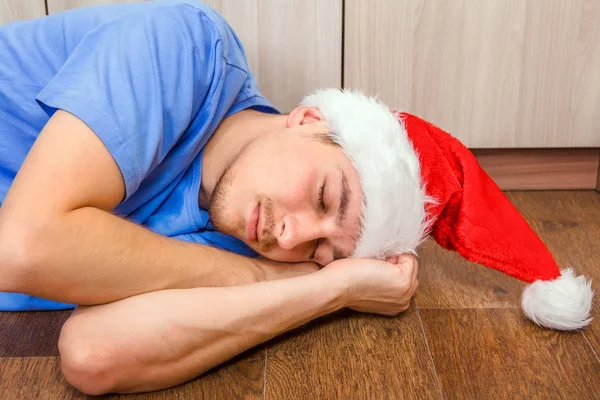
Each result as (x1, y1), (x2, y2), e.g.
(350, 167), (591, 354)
(0, 0), (279, 311)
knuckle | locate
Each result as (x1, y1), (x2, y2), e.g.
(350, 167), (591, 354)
(398, 254), (412, 261)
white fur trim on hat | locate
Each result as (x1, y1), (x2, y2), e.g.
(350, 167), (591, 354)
(301, 88), (434, 259)
(521, 268), (594, 330)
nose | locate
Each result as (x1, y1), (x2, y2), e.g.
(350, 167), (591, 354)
(276, 214), (323, 250)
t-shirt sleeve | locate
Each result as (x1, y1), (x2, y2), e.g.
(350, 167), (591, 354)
(36, 6), (221, 199)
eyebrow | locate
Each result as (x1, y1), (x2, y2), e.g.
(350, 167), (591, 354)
(336, 165), (350, 228)
(332, 165), (351, 260)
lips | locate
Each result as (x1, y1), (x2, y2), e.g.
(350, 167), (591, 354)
(247, 203), (260, 242)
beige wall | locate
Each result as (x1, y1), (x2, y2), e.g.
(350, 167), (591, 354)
(0, 0), (45, 24)
(47, 0), (140, 14)
(345, 0), (600, 148)
(204, 0), (342, 113)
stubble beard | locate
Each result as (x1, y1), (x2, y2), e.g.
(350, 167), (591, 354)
(208, 166), (278, 253)
(208, 164), (239, 236)
(257, 197), (277, 252)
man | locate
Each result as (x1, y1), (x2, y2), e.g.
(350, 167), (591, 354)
(0, 0), (419, 395)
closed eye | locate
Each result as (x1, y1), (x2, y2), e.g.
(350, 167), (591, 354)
(319, 181), (326, 212)
(311, 180), (326, 260)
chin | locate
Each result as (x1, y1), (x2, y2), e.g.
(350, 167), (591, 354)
(208, 203), (234, 235)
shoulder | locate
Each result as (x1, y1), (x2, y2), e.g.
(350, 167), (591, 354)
(156, 1), (252, 72)
(130, 1), (251, 69)
(131, 2), (231, 44)
(84, 1), (226, 53)
(83, 1), (253, 75)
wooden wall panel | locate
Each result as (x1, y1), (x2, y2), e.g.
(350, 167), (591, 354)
(205, 0), (342, 112)
(473, 148), (600, 190)
(0, 0), (45, 24)
(47, 0), (140, 14)
(345, 0), (600, 148)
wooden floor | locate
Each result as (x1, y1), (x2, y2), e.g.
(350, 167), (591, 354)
(1, 191), (599, 399)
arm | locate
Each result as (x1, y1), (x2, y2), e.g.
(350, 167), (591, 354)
(0, 111), (311, 305)
(58, 255), (418, 395)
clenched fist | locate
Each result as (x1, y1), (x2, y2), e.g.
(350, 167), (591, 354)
(322, 254), (419, 316)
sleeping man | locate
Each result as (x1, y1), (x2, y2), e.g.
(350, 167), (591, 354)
(0, 1), (419, 394)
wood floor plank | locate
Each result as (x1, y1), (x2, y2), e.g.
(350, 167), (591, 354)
(0, 347), (265, 399)
(264, 305), (441, 400)
(420, 309), (600, 400)
(416, 191), (600, 310)
(0, 311), (70, 357)
(506, 191), (600, 362)
(0, 357), (77, 400)
(167, 346), (265, 400)
(415, 239), (524, 309)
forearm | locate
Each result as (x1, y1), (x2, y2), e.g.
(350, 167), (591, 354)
(9, 206), (262, 304)
(59, 269), (346, 394)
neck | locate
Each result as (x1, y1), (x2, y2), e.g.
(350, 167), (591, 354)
(198, 109), (287, 209)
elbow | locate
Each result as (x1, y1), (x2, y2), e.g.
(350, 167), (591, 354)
(59, 340), (116, 395)
(59, 316), (124, 395)
(60, 340), (116, 395)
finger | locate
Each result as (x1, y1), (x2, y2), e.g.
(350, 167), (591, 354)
(410, 279), (420, 297)
(405, 276), (420, 301)
(411, 258), (419, 285)
(399, 255), (418, 287)
(397, 254), (416, 276)
(397, 253), (416, 263)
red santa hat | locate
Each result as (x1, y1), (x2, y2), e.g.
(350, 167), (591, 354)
(301, 88), (593, 331)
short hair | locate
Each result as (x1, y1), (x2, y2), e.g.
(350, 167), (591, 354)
(312, 130), (339, 147)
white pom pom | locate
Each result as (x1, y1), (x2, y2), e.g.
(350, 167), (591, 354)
(521, 269), (594, 331)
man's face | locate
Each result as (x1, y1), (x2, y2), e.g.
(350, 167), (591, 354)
(208, 110), (363, 266)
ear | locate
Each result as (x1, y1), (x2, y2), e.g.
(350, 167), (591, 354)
(286, 106), (323, 128)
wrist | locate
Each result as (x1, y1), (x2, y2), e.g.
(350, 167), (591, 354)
(317, 261), (354, 309)
(247, 257), (268, 283)
(193, 252), (264, 288)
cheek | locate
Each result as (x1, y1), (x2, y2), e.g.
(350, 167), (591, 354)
(272, 169), (316, 208)
(236, 135), (322, 211)
(252, 156), (316, 204)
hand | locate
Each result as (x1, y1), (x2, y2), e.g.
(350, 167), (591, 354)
(253, 257), (321, 282)
(323, 254), (419, 316)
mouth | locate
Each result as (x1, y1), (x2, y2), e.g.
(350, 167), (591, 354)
(247, 203), (260, 242)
